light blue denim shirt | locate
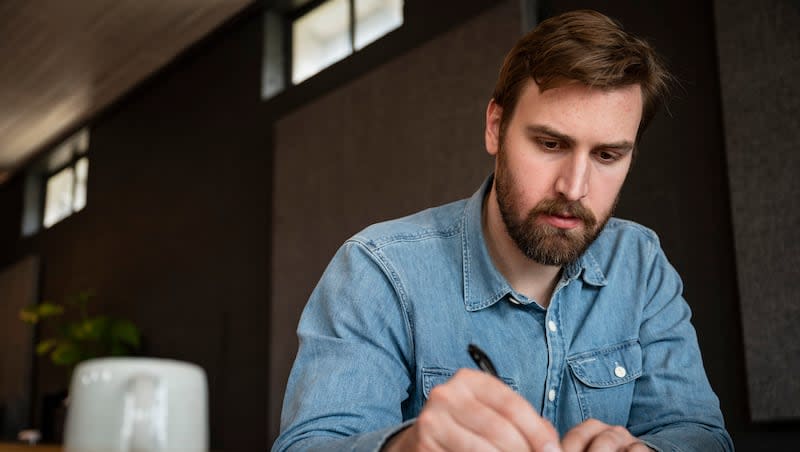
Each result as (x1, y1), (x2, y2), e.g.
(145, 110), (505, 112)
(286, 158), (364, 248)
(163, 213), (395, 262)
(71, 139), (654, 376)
(273, 177), (733, 452)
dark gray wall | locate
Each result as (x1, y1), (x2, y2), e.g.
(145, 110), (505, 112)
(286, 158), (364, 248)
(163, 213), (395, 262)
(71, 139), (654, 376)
(0, 256), (38, 439)
(714, 0), (800, 422)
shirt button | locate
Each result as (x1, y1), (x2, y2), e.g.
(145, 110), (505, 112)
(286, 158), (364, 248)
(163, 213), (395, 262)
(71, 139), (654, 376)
(547, 320), (557, 332)
(614, 366), (627, 378)
(509, 296), (521, 305)
(548, 389), (556, 402)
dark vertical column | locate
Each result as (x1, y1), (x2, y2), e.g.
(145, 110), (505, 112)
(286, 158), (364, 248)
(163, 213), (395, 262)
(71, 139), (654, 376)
(714, 0), (800, 422)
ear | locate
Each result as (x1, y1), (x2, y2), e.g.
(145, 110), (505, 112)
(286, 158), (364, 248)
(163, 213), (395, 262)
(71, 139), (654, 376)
(485, 99), (503, 156)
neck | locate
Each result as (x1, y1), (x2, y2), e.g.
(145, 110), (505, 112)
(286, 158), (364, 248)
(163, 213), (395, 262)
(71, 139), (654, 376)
(482, 186), (562, 308)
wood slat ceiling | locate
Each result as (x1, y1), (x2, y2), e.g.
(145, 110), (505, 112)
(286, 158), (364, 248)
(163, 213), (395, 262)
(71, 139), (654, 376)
(0, 0), (254, 184)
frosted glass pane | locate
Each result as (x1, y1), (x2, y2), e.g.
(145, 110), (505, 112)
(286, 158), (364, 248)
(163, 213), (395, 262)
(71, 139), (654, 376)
(293, 0), (352, 84)
(73, 157), (89, 211)
(355, 0), (403, 50)
(43, 167), (74, 228)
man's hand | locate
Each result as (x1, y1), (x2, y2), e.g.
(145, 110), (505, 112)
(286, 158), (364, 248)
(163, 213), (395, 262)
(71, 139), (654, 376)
(384, 369), (561, 452)
(561, 419), (651, 452)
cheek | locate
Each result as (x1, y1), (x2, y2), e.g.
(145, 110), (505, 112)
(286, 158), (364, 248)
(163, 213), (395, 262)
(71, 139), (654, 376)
(510, 169), (551, 205)
(590, 171), (627, 213)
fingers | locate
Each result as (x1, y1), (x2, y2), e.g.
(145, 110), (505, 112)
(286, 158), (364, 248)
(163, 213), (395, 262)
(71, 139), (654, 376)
(428, 378), (529, 451)
(415, 405), (501, 452)
(621, 442), (653, 452)
(463, 372), (560, 451)
(561, 419), (608, 451)
(418, 368), (560, 452)
(561, 419), (646, 452)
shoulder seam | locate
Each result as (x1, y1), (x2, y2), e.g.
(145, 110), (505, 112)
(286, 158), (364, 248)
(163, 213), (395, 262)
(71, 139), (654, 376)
(606, 218), (660, 243)
(343, 238), (416, 364)
(355, 224), (461, 251)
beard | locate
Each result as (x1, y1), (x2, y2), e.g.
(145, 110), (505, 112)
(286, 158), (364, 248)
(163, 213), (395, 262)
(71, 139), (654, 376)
(494, 146), (615, 266)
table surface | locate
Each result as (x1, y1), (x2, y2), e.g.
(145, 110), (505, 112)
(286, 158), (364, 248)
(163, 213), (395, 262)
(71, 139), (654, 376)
(0, 444), (61, 452)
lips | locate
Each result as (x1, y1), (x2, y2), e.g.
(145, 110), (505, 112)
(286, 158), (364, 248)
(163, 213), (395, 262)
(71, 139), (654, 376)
(527, 198), (597, 231)
(540, 213), (582, 229)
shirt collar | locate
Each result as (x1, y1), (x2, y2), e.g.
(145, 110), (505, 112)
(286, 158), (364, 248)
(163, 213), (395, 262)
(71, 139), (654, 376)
(461, 175), (607, 312)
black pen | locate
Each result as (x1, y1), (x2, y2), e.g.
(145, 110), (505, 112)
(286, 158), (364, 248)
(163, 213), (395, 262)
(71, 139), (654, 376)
(468, 343), (498, 376)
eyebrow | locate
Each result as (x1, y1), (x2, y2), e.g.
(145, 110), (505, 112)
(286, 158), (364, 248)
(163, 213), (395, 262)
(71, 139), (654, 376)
(525, 124), (635, 153)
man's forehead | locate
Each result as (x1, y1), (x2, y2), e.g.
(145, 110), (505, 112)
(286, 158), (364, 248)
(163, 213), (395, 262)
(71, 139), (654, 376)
(514, 79), (643, 118)
(512, 79), (643, 143)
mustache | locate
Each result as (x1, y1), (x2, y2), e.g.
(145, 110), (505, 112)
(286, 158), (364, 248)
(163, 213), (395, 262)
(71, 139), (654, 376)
(528, 198), (597, 227)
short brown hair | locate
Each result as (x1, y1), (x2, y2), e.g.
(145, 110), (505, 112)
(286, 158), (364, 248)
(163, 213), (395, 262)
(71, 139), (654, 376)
(492, 10), (672, 141)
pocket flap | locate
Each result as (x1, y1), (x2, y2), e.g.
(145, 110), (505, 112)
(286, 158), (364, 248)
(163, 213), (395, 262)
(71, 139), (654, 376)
(422, 367), (518, 397)
(567, 340), (642, 388)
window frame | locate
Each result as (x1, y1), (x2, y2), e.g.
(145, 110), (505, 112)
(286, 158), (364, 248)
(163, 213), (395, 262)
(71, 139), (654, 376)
(290, 0), (350, 85)
(41, 153), (88, 229)
(276, 0), (403, 90)
(261, 0), (500, 112)
(21, 128), (90, 236)
(286, 0), (356, 87)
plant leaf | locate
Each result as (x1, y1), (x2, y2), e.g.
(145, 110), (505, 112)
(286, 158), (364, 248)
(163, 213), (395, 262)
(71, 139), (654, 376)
(37, 302), (64, 318)
(36, 339), (59, 355)
(111, 320), (141, 349)
(51, 342), (82, 366)
(66, 317), (102, 341)
(84, 317), (109, 341)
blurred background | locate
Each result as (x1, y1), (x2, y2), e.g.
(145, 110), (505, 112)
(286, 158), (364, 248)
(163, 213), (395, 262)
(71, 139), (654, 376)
(0, 0), (797, 450)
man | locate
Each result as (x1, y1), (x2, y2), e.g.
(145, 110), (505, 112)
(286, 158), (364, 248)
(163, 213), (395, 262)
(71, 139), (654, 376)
(273, 10), (733, 452)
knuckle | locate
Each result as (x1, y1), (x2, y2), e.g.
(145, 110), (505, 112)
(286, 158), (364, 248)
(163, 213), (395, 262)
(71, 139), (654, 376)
(494, 395), (525, 418)
(418, 436), (438, 451)
(482, 414), (508, 436)
(427, 385), (451, 404)
(453, 368), (480, 382)
(611, 425), (629, 435)
(416, 410), (437, 433)
(593, 431), (617, 444)
(584, 418), (603, 428)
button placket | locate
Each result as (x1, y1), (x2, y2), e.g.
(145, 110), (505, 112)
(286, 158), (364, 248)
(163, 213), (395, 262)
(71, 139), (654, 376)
(541, 295), (565, 420)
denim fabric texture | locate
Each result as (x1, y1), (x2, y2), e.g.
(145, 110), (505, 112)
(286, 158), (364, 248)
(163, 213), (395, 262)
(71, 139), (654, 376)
(272, 177), (733, 452)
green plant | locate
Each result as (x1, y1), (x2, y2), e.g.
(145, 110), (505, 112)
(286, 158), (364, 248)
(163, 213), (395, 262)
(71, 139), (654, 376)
(20, 290), (141, 368)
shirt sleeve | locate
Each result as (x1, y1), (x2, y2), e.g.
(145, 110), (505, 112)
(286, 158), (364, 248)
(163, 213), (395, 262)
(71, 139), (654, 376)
(272, 240), (415, 452)
(628, 238), (734, 452)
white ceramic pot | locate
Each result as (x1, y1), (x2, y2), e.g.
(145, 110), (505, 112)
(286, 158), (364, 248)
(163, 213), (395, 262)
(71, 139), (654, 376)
(64, 357), (208, 452)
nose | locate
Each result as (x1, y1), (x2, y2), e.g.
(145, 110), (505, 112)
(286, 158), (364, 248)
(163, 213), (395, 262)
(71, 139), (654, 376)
(555, 152), (590, 201)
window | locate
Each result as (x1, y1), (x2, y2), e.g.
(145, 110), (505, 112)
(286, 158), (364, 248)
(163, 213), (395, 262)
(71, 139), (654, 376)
(43, 155), (88, 228)
(354, 0), (404, 50)
(293, 0), (404, 84)
(292, 0), (352, 85)
(21, 129), (89, 235)
(262, 0), (404, 98)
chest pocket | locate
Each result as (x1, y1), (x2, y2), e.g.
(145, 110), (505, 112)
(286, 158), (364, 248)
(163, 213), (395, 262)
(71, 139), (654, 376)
(421, 367), (519, 399)
(567, 340), (642, 425)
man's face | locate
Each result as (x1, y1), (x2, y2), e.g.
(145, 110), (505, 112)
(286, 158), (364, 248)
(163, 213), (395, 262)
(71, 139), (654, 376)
(485, 80), (642, 266)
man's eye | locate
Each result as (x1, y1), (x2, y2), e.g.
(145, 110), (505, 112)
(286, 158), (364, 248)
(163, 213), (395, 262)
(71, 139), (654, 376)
(596, 150), (619, 162)
(539, 139), (560, 151)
